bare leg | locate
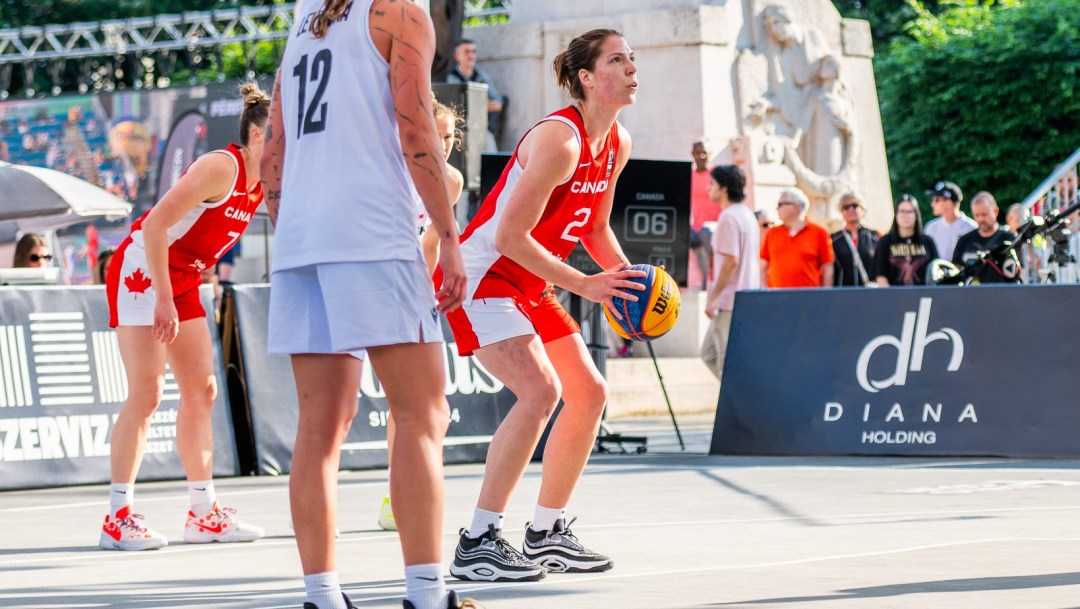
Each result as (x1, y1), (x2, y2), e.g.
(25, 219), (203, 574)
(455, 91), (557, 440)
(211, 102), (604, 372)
(472, 335), (561, 513)
(536, 334), (607, 509)
(109, 327), (166, 484)
(290, 353), (362, 574)
(367, 342), (450, 565)
(168, 318), (218, 482)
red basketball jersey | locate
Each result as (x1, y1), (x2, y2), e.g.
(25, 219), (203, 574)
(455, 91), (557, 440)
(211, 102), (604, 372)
(129, 143), (262, 273)
(459, 106), (620, 304)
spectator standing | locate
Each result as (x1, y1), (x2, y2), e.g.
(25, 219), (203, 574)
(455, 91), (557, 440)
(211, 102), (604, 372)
(952, 191), (1018, 284)
(760, 188), (834, 288)
(700, 165), (759, 381)
(446, 39), (504, 150)
(689, 139), (719, 289)
(830, 192), (878, 286)
(873, 194), (939, 286)
(924, 180), (976, 261)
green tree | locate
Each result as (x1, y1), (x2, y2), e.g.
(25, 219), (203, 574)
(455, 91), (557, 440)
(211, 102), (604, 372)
(877, 0), (1080, 210)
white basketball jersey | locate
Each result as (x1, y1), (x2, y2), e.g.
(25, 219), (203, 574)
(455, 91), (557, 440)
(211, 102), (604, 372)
(273, 0), (422, 272)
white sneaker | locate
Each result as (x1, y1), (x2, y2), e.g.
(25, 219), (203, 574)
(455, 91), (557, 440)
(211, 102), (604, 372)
(378, 496), (397, 531)
(183, 503), (264, 544)
(99, 507), (168, 551)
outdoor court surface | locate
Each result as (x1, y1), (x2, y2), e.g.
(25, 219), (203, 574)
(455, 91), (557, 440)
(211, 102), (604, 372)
(2, 414), (1079, 609)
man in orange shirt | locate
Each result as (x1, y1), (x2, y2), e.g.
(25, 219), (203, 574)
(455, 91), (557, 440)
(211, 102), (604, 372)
(760, 189), (834, 287)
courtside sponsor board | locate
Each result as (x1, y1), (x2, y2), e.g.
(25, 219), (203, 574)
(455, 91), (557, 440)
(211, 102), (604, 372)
(0, 286), (237, 489)
(710, 285), (1080, 457)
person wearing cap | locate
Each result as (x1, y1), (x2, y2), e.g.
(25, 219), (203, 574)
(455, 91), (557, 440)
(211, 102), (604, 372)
(924, 180), (976, 261)
(951, 191), (1019, 283)
(830, 192), (878, 286)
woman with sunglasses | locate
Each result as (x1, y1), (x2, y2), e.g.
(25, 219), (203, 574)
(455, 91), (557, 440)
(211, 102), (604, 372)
(13, 233), (52, 267)
(830, 192), (879, 287)
(872, 194), (939, 286)
(99, 83), (271, 551)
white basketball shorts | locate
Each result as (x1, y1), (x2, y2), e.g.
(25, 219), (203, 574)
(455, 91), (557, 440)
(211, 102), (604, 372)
(267, 258), (442, 358)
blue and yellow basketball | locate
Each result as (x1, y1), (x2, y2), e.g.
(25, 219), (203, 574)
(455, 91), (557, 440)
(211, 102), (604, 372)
(603, 264), (681, 341)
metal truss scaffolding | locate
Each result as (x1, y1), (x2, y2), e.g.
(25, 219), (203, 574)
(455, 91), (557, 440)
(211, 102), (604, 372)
(0, 4), (297, 97)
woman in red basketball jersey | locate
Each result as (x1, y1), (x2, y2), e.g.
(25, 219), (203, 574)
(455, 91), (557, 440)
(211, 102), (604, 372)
(443, 29), (645, 582)
(99, 84), (269, 551)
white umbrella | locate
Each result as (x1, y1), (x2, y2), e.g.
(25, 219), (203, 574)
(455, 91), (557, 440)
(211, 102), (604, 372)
(0, 161), (133, 233)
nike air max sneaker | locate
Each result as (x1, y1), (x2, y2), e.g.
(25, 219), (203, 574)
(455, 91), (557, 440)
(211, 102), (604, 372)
(183, 503), (265, 543)
(450, 524), (546, 582)
(99, 506), (168, 551)
(523, 517), (613, 573)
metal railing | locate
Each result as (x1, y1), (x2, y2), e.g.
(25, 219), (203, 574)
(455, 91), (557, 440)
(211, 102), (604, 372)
(1017, 148), (1080, 283)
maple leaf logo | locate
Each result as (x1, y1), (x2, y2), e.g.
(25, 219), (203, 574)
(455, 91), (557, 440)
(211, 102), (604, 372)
(124, 268), (152, 298)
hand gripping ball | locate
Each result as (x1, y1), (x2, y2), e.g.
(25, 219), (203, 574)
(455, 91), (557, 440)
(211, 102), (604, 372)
(603, 264), (681, 341)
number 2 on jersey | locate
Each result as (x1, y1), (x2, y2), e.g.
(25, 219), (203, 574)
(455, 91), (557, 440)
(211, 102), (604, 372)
(293, 49), (332, 138)
(560, 208), (592, 243)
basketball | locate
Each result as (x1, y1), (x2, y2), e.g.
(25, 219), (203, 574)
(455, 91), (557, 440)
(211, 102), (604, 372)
(604, 264), (681, 341)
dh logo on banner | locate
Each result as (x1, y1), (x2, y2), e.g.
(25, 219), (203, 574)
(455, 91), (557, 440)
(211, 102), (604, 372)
(856, 298), (964, 393)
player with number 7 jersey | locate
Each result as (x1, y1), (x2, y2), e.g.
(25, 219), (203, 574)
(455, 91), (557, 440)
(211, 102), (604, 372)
(100, 84), (269, 553)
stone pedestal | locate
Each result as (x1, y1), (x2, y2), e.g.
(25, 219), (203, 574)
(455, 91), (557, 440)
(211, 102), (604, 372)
(464, 0), (892, 233)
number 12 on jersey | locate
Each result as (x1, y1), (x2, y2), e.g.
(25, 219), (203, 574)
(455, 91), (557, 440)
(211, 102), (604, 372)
(293, 49), (332, 138)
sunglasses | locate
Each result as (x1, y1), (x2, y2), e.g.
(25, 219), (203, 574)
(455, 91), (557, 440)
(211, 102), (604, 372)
(841, 203), (862, 211)
(29, 253), (53, 262)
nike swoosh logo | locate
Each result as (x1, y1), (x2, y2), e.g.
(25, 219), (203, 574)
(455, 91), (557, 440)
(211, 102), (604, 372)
(417, 576), (441, 582)
(193, 487), (206, 491)
(113, 490), (127, 494)
(579, 162), (591, 168)
(198, 522), (224, 534)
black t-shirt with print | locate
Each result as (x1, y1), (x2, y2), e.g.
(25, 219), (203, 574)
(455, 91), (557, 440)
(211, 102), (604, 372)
(872, 233), (939, 286)
(951, 228), (1018, 284)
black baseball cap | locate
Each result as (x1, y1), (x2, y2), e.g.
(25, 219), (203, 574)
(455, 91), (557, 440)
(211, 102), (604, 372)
(926, 180), (963, 203)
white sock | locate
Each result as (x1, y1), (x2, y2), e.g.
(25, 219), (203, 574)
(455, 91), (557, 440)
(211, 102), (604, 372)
(468, 507), (504, 539)
(304, 572), (346, 609)
(109, 483), (134, 517)
(531, 504), (565, 532)
(187, 480), (217, 515)
(404, 563), (447, 609)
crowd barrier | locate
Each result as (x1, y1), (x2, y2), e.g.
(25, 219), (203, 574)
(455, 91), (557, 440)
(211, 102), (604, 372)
(0, 286), (237, 490)
(710, 284), (1080, 458)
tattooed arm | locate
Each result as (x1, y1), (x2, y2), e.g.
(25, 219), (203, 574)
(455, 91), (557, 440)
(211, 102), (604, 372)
(260, 68), (285, 226)
(371, 0), (465, 311)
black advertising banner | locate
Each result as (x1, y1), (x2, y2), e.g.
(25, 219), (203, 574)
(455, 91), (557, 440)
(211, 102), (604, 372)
(711, 285), (1080, 458)
(480, 154), (692, 286)
(229, 286), (516, 475)
(0, 286), (237, 490)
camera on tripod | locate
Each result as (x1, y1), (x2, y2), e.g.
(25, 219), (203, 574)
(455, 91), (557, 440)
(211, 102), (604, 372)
(930, 196), (1080, 286)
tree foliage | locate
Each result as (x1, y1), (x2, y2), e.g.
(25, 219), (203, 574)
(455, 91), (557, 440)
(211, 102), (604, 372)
(877, 0), (1080, 210)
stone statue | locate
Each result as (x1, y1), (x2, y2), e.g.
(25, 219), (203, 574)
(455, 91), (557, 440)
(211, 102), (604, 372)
(745, 3), (858, 223)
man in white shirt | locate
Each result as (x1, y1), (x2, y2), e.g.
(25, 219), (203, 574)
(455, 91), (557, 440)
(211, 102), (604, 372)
(700, 165), (760, 382)
(923, 180), (976, 261)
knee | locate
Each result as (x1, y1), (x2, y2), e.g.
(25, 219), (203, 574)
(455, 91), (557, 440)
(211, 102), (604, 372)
(567, 377), (608, 419)
(520, 375), (562, 421)
(186, 377), (218, 410)
(123, 379), (166, 419)
(392, 398), (450, 439)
